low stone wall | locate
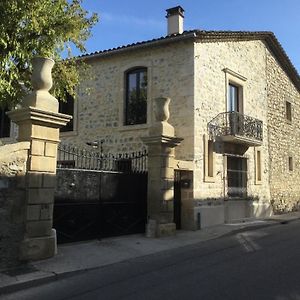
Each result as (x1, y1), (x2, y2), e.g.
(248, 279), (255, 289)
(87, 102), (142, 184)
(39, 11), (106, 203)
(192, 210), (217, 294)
(0, 142), (29, 270)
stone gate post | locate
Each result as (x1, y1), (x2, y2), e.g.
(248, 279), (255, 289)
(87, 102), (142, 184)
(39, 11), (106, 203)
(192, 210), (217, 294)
(142, 97), (183, 237)
(8, 57), (71, 261)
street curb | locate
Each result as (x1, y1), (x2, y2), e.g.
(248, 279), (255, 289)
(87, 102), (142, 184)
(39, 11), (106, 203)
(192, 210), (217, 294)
(0, 268), (98, 295)
(1, 216), (299, 295)
(222, 216), (300, 238)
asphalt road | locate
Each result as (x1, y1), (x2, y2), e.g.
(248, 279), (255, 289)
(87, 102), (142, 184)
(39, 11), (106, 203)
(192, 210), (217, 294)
(3, 220), (300, 300)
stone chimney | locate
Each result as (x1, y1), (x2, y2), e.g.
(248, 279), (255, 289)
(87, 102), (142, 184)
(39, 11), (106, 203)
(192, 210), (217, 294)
(166, 6), (184, 35)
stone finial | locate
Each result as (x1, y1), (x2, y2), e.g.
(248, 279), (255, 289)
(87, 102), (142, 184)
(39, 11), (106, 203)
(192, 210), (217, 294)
(150, 97), (174, 137)
(154, 97), (170, 122)
(22, 57), (58, 113)
(31, 57), (54, 91)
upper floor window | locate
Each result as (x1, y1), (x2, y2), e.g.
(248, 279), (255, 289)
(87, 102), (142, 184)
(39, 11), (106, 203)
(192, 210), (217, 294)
(223, 68), (246, 114)
(59, 93), (74, 132)
(125, 68), (147, 125)
(228, 83), (243, 113)
(286, 101), (292, 122)
(0, 106), (11, 138)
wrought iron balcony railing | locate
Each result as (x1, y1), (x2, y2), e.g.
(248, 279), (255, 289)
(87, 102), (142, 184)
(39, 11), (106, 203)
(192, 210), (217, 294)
(208, 112), (263, 145)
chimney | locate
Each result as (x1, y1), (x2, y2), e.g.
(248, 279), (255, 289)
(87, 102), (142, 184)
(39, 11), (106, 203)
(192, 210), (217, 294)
(166, 6), (184, 35)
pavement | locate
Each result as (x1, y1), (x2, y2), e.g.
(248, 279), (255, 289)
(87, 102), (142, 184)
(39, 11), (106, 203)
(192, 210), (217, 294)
(1, 211), (300, 295)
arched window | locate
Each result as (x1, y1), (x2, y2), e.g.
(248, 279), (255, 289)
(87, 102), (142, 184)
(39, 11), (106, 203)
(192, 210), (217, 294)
(125, 67), (147, 125)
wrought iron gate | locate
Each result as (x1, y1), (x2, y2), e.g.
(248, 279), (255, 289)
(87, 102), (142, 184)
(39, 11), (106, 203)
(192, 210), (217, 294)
(54, 144), (148, 243)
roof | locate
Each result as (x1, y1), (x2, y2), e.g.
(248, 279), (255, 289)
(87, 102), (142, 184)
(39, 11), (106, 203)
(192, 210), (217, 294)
(79, 30), (300, 92)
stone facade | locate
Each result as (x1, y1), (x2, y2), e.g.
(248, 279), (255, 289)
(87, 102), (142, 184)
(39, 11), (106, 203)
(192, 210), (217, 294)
(0, 142), (29, 269)
(61, 40), (194, 161)
(1, 32), (299, 235)
(266, 49), (300, 212)
(190, 40), (272, 228)
(57, 35), (300, 229)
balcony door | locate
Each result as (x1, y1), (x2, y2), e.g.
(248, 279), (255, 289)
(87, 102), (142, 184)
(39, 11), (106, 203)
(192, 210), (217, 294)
(228, 83), (241, 113)
(228, 83), (244, 135)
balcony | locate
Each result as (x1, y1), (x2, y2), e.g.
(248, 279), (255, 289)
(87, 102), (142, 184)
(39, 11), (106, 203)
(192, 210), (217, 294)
(208, 112), (263, 146)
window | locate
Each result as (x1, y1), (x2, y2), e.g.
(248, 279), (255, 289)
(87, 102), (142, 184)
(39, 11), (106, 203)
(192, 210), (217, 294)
(286, 101), (292, 122)
(0, 106), (11, 138)
(204, 134), (215, 182)
(59, 93), (74, 132)
(223, 68), (246, 114)
(125, 68), (147, 125)
(255, 149), (262, 184)
(227, 156), (247, 198)
(288, 156), (293, 171)
(228, 84), (240, 112)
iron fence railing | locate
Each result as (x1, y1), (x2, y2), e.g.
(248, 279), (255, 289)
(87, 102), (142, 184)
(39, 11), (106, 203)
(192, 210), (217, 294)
(208, 111), (263, 142)
(57, 144), (148, 173)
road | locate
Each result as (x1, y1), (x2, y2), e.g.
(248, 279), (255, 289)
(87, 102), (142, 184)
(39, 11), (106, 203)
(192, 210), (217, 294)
(3, 220), (300, 300)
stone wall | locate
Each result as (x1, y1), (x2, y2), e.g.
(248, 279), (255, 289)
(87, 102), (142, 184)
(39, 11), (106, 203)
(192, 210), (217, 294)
(266, 49), (300, 212)
(193, 40), (271, 204)
(60, 40), (195, 161)
(0, 142), (29, 269)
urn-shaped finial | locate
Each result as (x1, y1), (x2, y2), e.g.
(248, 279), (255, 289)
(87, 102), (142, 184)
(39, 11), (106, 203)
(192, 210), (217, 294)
(154, 97), (170, 122)
(31, 57), (54, 91)
(22, 57), (58, 112)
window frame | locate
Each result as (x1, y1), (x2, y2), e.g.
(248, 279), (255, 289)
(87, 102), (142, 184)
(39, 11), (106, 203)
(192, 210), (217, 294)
(204, 134), (215, 182)
(124, 67), (148, 126)
(255, 148), (262, 185)
(223, 68), (247, 114)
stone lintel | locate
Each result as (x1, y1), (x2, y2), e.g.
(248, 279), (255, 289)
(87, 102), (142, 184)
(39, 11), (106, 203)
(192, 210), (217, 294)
(141, 135), (183, 148)
(7, 107), (72, 129)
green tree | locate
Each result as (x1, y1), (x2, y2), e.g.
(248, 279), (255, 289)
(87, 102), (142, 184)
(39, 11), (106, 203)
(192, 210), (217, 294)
(0, 0), (98, 107)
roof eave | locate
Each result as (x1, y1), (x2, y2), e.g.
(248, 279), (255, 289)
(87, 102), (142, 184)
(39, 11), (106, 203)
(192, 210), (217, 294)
(79, 32), (197, 61)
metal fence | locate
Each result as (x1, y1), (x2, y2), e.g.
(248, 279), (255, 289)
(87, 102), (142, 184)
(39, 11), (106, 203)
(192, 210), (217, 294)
(57, 144), (148, 173)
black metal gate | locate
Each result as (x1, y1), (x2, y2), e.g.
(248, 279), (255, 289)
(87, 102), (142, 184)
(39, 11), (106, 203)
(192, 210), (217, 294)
(54, 144), (148, 243)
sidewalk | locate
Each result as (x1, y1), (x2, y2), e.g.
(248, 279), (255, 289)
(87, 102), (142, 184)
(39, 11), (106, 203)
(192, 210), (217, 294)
(1, 211), (300, 294)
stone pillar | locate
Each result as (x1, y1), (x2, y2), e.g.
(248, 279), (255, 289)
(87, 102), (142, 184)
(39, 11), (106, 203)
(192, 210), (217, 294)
(8, 57), (71, 261)
(142, 97), (183, 237)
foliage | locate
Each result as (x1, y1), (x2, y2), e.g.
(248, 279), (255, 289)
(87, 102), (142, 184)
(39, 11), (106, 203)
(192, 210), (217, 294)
(0, 0), (98, 107)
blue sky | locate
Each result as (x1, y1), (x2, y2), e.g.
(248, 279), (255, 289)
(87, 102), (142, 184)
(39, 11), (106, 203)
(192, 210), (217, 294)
(80, 0), (300, 72)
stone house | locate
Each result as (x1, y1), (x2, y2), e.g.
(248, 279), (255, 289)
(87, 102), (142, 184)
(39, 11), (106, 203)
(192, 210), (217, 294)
(1, 6), (300, 231)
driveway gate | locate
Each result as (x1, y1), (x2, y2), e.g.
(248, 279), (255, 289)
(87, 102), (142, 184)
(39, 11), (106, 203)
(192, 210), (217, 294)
(54, 144), (148, 243)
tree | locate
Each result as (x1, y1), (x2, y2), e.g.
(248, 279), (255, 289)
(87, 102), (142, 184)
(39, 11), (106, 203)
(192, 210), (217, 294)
(0, 0), (98, 108)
